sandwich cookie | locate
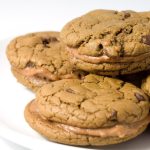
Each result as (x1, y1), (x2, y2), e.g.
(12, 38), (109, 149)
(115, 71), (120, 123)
(25, 74), (150, 146)
(7, 32), (85, 91)
(61, 10), (150, 76)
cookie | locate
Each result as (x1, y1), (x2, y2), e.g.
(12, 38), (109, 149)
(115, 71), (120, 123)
(24, 74), (150, 146)
(7, 32), (86, 91)
(61, 10), (150, 76)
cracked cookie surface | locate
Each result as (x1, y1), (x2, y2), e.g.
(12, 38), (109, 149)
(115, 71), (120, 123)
(6, 32), (86, 91)
(36, 74), (149, 128)
(24, 74), (150, 146)
(61, 10), (150, 75)
(24, 100), (149, 146)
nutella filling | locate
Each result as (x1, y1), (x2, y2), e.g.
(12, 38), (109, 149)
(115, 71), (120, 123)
(67, 47), (150, 64)
(30, 101), (150, 138)
(19, 67), (59, 81)
(13, 67), (76, 86)
(59, 116), (150, 138)
(27, 76), (49, 86)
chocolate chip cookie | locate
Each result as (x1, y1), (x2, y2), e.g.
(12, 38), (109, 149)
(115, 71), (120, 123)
(7, 32), (85, 91)
(61, 10), (150, 76)
(24, 74), (150, 146)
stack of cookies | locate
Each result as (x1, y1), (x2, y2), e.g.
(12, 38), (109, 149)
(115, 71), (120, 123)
(6, 10), (150, 146)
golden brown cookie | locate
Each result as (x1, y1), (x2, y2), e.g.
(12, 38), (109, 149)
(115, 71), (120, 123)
(7, 32), (86, 91)
(24, 74), (150, 146)
(61, 10), (150, 76)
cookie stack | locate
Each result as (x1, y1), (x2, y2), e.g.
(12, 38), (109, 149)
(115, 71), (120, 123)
(7, 10), (150, 146)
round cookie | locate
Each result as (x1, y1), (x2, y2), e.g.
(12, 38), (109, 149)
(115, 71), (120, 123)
(61, 10), (150, 76)
(7, 32), (86, 91)
(25, 74), (150, 146)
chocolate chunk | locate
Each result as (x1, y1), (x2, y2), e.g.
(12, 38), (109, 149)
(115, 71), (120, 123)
(141, 35), (150, 45)
(76, 73), (82, 79)
(86, 41), (103, 53)
(66, 88), (76, 94)
(121, 12), (131, 20)
(114, 11), (118, 14)
(42, 39), (49, 45)
(108, 110), (117, 121)
(42, 37), (58, 46)
(124, 12), (131, 19)
(98, 44), (103, 50)
(134, 93), (145, 102)
(26, 61), (35, 67)
(75, 71), (88, 80)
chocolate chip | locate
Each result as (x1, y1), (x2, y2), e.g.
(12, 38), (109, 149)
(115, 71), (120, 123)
(77, 73), (82, 79)
(120, 11), (131, 20)
(134, 93), (145, 102)
(108, 110), (117, 121)
(26, 61), (35, 67)
(124, 12), (131, 19)
(98, 44), (103, 50)
(114, 11), (118, 14)
(86, 41), (103, 53)
(66, 88), (76, 94)
(42, 37), (58, 46)
(141, 35), (150, 45)
(76, 72), (88, 80)
(42, 39), (49, 45)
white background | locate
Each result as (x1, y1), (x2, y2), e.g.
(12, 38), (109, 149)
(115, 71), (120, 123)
(0, 0), (150, 149)
(0, 0), (150, 40)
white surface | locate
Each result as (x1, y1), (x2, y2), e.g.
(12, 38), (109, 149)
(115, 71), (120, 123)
(0, 0), (150, 39)
(0, 138), (27, 150)
(0, 39), (150, 150)
(0, 0), (150, 149)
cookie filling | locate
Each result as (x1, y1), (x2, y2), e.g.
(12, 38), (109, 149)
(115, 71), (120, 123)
(26, 76), (49, 86)
(68, 47), (150, 64)
(30, 100), (150, 138)
(13, 67), (75, 86)
(59, 116), (150, 138)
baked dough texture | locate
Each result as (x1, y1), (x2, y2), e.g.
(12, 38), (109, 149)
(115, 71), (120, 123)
(7, 32), (86, 91)
(61, 10), (150, 75)
(24, 74), (150, 146)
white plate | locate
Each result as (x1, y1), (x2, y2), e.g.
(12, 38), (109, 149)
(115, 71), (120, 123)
(0, 39), (150, 150)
